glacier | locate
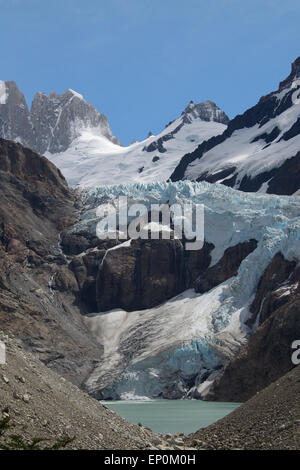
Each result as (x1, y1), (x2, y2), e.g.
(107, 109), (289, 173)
(181, 73), (300, 195)
(73, 181), (300, 400)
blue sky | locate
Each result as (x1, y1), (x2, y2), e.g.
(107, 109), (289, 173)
(1, 0), (300, 145)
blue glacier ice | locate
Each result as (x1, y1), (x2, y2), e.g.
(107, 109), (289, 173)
(75, 181), (300, 399)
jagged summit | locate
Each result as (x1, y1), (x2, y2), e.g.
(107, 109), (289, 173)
(46, 97), (228, 187)
(0, 81), (121, 155)
(30, 87), (121, 153)
(182, 99), (229, 125)
(279, 56), (300, 90)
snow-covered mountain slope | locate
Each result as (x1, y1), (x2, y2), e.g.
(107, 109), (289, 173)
(0, 82), (120, 155)
(0, 81), (228, 187)
(47, 100), (228, 187)
(171, 57), (300, 196)
(70, 181), (300, 400)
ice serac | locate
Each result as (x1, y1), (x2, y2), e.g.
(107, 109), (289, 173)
(171, 57), (300, 196)
(48, 99), (228, 187)
(71, 181), (300, 400)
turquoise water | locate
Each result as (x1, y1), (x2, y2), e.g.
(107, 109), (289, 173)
(104, 400), (241, 435)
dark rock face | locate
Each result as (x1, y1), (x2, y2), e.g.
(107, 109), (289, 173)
(196, 167), (236, 185)
(69, 248), (106, 312)
(251, 126), (280, 144)
(63, 234), (214, 313)
(236, 150), (300, 195)
(61, 233), (91, 256)
(205, 252), (300, 402)
(61, 232), (258, 315)
(170, 131), (230, 182)
(0, 138), (102, 386)
(194, 239), (258, 293)
(185, 241), (214, 286)
(60, 234), (122, 313)
(266, 151), (300, 195)
(0, 83), (120, 155)
(92, 238), (257, 313)
(96, 238), (186, 311)
(0, 137), (72, 234)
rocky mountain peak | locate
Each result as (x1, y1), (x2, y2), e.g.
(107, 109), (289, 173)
(290, 56), (300, 76)
(0, 81), (121, 155)
(182, 99), (229, 125)
(279, 56), (300, 90)
(30, 88), (122, 153)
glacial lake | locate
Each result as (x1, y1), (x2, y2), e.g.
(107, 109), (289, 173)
(103, 400), (241, 435)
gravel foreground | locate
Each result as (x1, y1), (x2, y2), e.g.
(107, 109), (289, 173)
(1, 331), (299, 450)
(186, 364), (300, 450)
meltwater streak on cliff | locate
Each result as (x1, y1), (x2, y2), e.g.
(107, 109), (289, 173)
(80, 181), (300, 399)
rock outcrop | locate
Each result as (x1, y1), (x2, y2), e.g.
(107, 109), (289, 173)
(0, 81), (34, 150)
(143, 100), (228, 154)
(194, 239), (257, 293)
(96, 238), (186, 312)
(204, 252), (300, 402)
(181, 100), (229, 125)
(0, 332), (155, 450)
(93, 237), (257, 313)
